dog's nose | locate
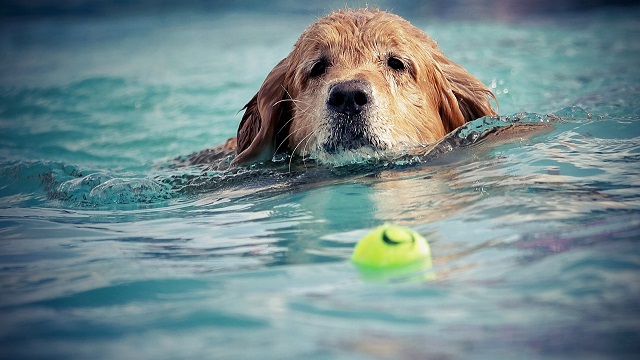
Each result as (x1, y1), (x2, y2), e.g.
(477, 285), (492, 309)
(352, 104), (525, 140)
(327, 80), (372, 116)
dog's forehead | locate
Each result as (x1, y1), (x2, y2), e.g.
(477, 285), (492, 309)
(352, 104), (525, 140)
(297, 10), (422, 55)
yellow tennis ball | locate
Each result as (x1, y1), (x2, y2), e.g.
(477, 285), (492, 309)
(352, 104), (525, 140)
(351, 224), (431, 268)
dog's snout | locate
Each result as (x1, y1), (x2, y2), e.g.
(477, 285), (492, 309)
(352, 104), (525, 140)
(327, 80), (372, 116)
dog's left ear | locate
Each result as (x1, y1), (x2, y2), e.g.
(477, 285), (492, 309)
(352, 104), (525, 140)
(232, 58), (290, 165)
(432, 51), (497, 133)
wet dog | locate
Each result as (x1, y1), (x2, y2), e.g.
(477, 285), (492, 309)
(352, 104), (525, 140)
(189, 8), (496, 167)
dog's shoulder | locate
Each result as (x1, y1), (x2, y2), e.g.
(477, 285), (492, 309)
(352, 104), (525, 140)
(173, 137), (237, 169)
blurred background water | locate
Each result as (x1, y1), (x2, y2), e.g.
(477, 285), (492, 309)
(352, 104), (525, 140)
(0, 1), (639, 359)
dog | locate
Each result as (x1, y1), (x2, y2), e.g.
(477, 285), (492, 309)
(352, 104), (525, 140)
(188, 8), (496, 167)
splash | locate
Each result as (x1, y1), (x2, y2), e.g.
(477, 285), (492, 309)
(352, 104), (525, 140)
(0, 109), (577, 207)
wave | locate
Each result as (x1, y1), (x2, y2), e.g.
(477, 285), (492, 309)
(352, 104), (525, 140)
(0, 107), (626, 208)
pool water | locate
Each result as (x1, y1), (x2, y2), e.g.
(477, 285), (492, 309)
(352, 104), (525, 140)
(1, 3), (640, 359)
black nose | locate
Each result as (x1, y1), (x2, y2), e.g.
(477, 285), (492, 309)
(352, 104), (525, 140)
(327, 80), (372, 116)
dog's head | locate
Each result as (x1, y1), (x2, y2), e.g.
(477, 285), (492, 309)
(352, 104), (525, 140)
(233, 9), (496, 165)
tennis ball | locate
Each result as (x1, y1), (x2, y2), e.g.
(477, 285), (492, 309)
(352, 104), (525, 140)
(351, 224), (431, 268)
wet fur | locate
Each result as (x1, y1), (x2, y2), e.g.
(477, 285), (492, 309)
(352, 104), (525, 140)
(195, 9), (496, 166)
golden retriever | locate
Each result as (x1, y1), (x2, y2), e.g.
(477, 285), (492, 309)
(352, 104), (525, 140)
(191, 8), (496, 167)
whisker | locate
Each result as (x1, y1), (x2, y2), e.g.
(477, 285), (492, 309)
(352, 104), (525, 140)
(273, 97), (312, 110)
(301, 127), (323, 169)
(277, 120), (315, 154)
(289, 128), (318, 171)
(272, 86), (320, 155)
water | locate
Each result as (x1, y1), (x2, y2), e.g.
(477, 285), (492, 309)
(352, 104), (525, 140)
(1, 3), (640, 359)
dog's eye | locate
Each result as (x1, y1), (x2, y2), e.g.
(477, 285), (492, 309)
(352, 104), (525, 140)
(310, 58), (328, 78)
(387, 57), (406, 71)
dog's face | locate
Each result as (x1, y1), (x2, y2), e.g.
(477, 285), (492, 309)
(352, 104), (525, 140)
(288, 11), (446, 157)
(233, 9), (496, 165)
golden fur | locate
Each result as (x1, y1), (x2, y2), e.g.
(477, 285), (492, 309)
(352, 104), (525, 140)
(228, 9), (496, 165)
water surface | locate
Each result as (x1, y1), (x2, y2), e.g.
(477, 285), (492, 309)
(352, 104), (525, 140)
(1, 4), (639, 359)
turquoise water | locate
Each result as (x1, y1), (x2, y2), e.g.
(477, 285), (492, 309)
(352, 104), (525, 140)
(1, 4), (640, 359)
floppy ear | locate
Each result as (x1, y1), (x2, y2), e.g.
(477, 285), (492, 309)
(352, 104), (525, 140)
(232, 58), (291, 165)
(432, 50), (497, 133)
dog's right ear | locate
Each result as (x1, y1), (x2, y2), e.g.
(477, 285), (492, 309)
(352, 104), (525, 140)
(233, 58), (290, 165)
